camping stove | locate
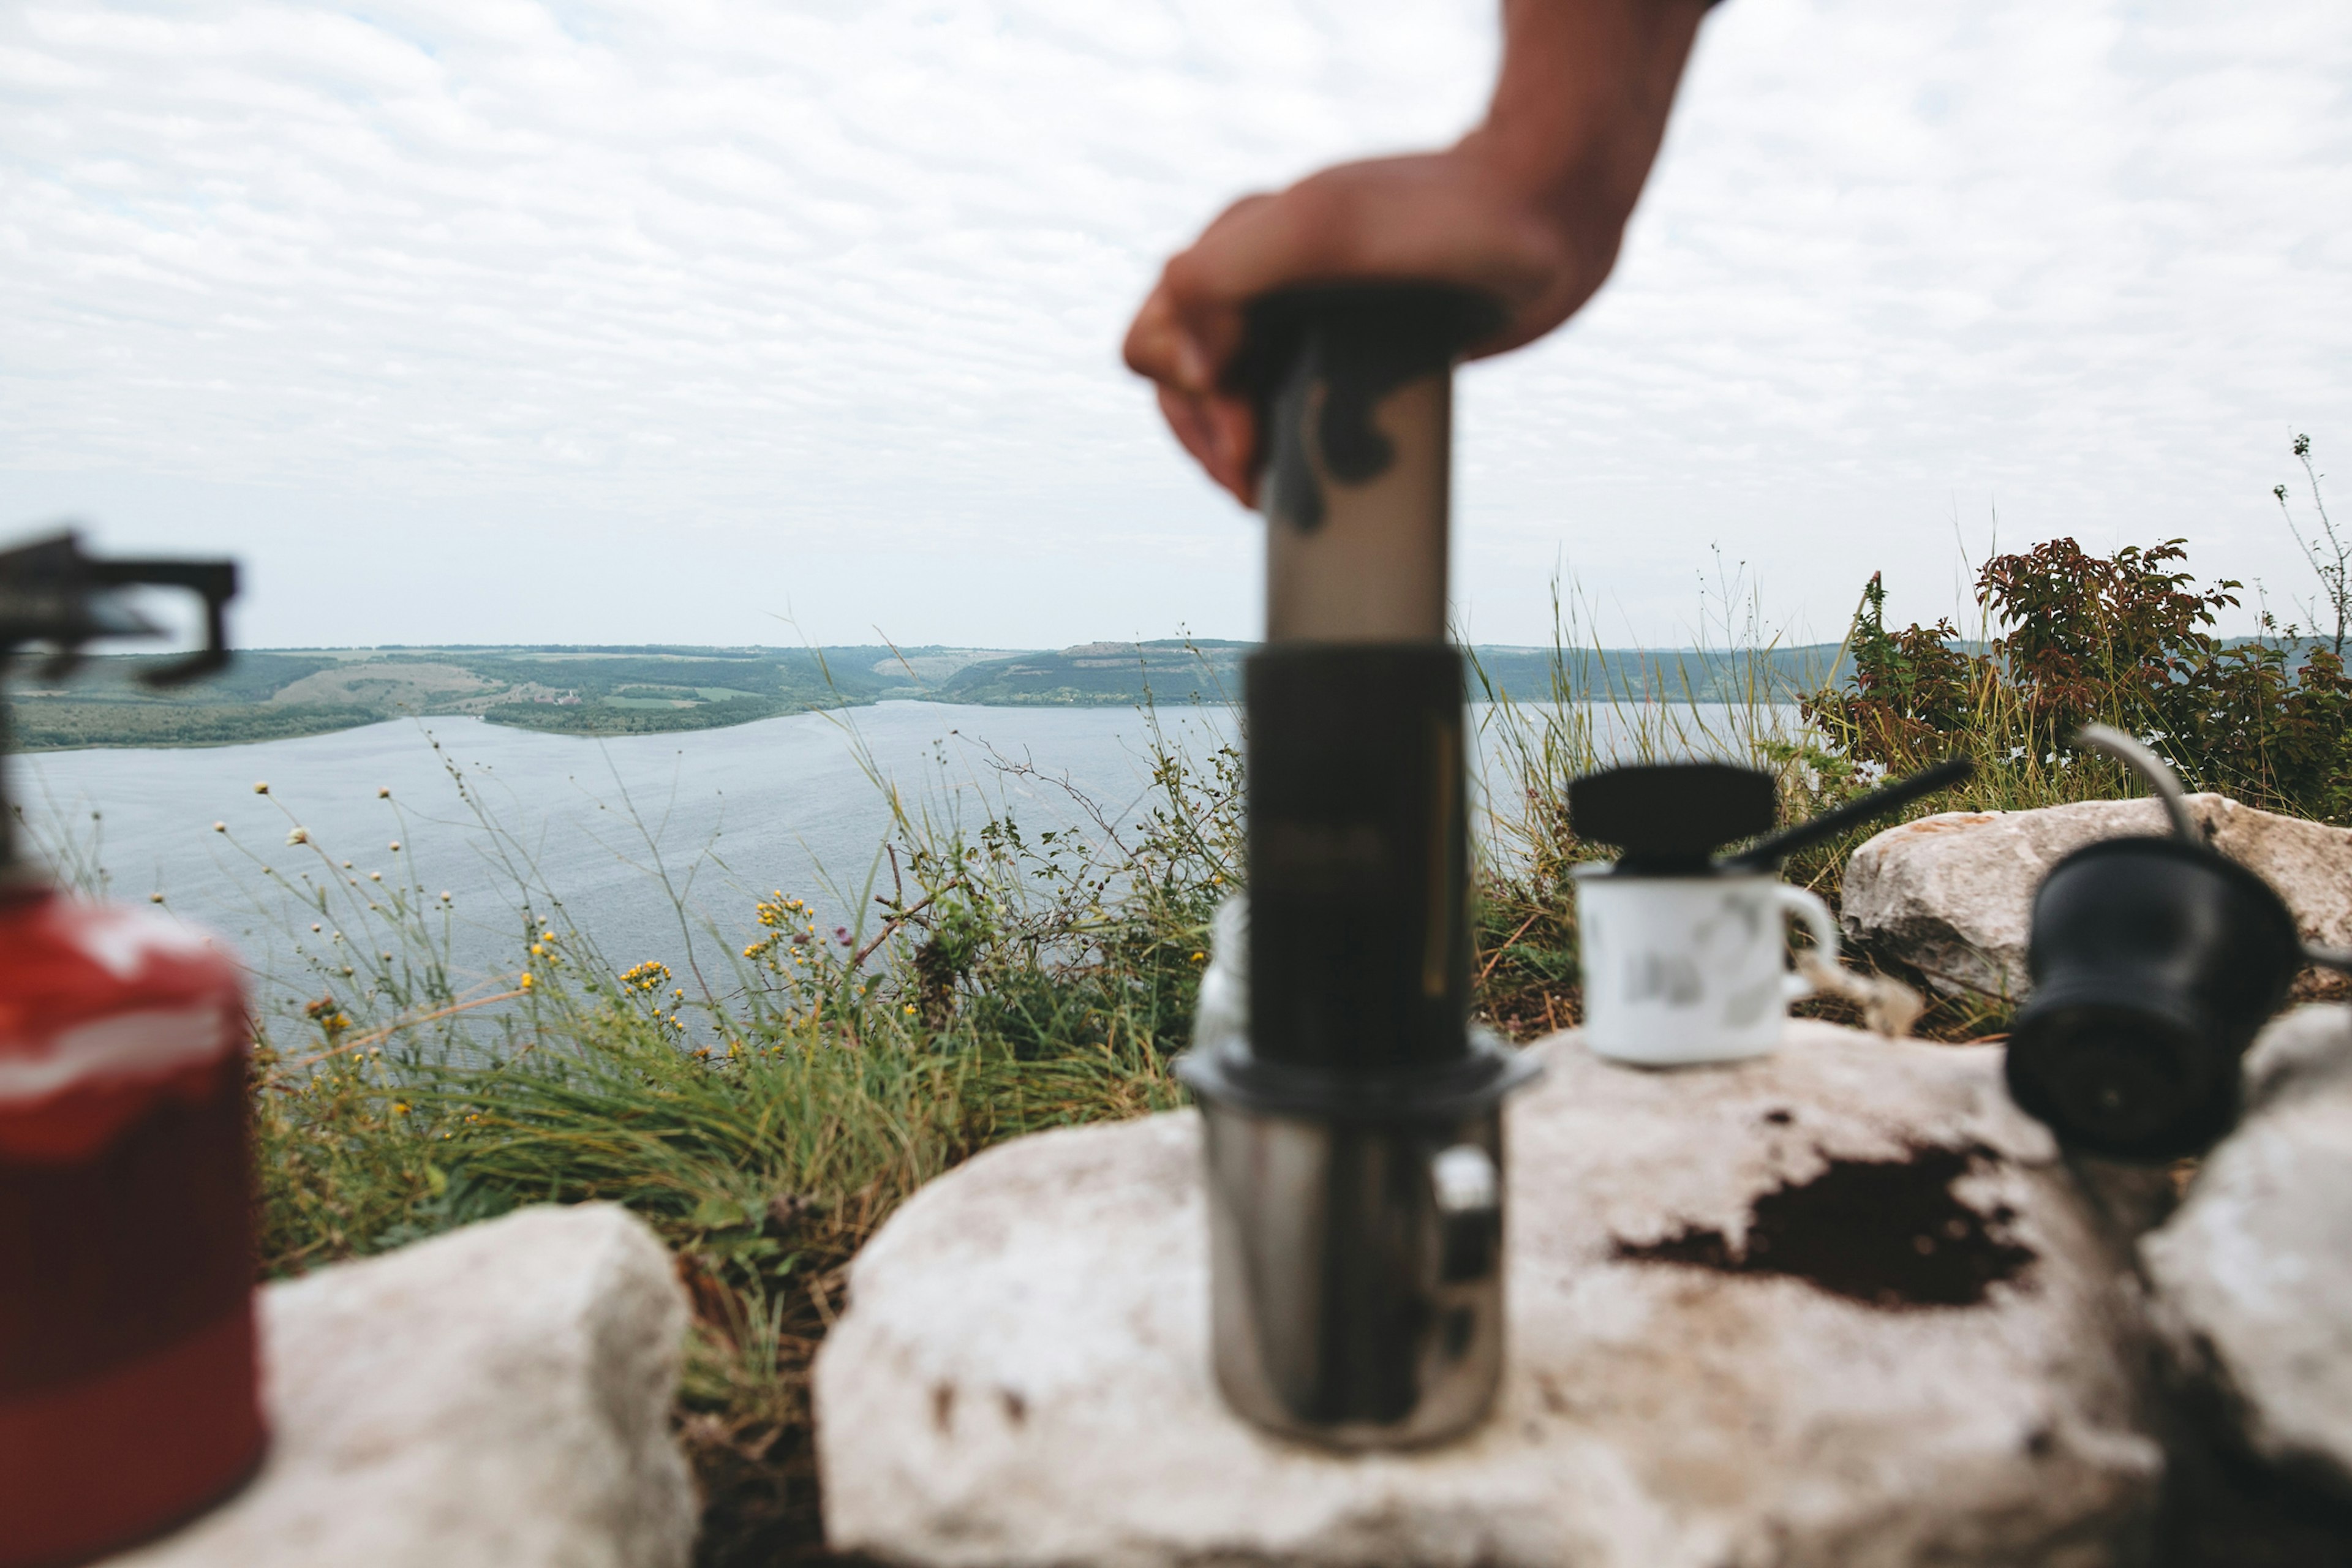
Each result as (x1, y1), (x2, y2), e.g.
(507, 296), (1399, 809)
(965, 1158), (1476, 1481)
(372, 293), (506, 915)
(0, 533), (263, 1566)
(1174, 287), (1538, 1449)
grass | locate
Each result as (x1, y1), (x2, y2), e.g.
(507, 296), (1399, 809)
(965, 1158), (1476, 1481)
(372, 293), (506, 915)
(111, 533), (2343, 1562)
(253, 1002), (1176, 1559)
(216, 697), (1223, 1564)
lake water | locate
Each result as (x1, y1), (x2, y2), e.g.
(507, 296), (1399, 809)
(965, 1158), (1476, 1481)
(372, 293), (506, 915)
(19, 699), (1797, 1008)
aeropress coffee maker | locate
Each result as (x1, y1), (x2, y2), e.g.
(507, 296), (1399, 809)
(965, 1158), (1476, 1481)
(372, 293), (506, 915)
(1174, 285), (1539, 1448)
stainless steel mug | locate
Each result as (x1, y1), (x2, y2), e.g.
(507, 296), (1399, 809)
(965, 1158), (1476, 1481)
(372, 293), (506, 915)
(1194, 1046), (1513, 1447)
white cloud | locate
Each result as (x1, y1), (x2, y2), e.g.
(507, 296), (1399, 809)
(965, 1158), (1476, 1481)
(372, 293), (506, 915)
(0, 0), (2346, 649)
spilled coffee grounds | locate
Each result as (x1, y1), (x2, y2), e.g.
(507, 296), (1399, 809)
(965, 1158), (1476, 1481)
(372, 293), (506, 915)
(1611, 1144), (2035, 1310)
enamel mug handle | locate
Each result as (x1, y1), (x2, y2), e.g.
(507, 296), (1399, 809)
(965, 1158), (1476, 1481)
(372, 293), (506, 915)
(1773, 883), (1841, 1003)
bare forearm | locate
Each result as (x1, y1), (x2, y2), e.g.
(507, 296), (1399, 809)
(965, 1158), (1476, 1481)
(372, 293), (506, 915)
(1479, 0), (1710, 184)
(1465, 0), (1710, 255)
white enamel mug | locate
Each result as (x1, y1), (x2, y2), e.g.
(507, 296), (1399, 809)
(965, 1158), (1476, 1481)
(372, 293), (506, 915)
(1572, 865), (1841, 1066)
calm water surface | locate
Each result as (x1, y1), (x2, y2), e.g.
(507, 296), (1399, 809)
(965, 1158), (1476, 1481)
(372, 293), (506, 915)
(20, 699), (1795, 1004)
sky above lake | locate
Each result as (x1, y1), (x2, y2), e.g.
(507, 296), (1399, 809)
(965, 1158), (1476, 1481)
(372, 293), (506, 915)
(4, 1), (2349, 650)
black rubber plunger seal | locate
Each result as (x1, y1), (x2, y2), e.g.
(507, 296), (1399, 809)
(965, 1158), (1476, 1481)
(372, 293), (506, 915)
(1569, 762), (1777, 873)
(1232, 284), (1504, 535)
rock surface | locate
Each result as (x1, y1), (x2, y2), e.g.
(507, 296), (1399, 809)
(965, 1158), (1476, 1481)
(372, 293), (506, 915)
(1841, 794), (2352, 998)
(815, 1025), (2160, 1567)
(2143, 1005), (2352, 1499)
(111, 1203), (696, 1568)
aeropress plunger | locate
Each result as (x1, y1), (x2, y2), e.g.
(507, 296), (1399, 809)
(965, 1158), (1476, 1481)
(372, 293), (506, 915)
(1174, 285), (1539, 1449)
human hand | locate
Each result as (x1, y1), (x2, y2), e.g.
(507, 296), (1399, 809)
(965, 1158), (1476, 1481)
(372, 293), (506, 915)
(1123, 0), (1710, 506)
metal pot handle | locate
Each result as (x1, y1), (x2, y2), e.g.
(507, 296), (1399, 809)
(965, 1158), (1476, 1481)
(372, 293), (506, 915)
(1430, 1143), (1500, 1284)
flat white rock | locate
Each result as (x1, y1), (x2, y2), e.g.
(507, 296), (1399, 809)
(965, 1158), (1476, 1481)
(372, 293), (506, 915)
(2143, 1005), (2352, 1496)
(1841, 794), (2352, 998)
(111, 1203), (696, 1568)
(815, 1024), (2159, 1567)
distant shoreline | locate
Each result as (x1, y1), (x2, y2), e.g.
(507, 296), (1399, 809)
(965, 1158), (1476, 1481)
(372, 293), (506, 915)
(10, 640), (1847, 752)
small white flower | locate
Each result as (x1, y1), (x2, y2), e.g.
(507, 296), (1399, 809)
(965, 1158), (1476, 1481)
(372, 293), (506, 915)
(285, 827), (309, 845)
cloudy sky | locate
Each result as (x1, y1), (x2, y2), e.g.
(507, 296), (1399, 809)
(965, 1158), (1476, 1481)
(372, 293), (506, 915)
(4, 0), (2349, 651)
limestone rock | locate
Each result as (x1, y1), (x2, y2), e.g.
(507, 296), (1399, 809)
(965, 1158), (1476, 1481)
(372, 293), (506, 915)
(111, 1203), (696, 1568)
(2142, 1005), (2352, 1498)
(815, 1025), (2159, 1567)
(1842, 794), (2352, 998)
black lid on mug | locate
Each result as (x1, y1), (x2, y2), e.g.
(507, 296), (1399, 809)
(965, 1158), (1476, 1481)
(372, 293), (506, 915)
(1569, 763), (1777, 873)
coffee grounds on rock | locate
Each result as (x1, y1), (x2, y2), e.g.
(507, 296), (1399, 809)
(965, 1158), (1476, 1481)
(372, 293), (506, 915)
(1611, 1144), (2036, 1310)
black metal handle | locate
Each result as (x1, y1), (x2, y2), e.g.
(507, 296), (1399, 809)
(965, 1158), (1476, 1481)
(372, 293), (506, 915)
(1721, 756), (1975, 870)
(89, 557), (240, 684)
(0, 532), (238, 683)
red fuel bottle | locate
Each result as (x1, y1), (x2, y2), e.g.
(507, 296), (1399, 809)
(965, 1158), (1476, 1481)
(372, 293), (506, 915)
(0, 535), (262, 1566)
(0, 893), (263, 1565)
